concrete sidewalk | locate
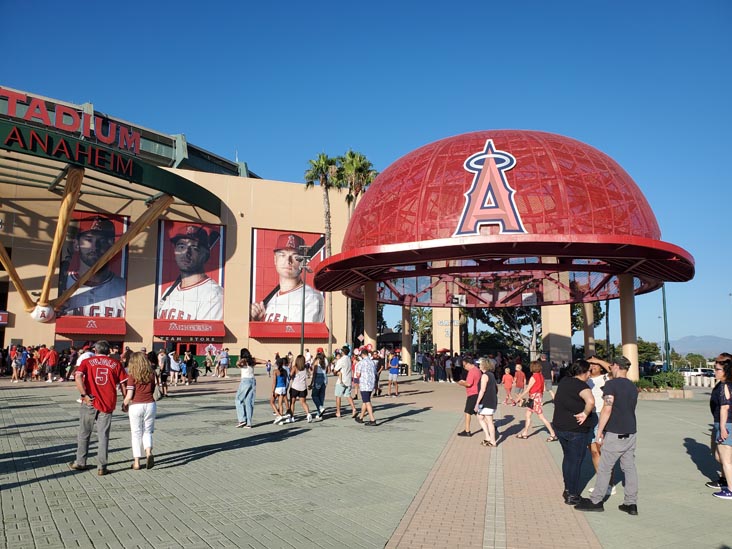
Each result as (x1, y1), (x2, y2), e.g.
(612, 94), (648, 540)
(0, 375), (729, 548)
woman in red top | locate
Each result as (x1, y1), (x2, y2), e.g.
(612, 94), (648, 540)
(123, 352), (157, 470)
(516, 360), (557, 442)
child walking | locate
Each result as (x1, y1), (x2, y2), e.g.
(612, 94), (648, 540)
(501, 367), (515, 405)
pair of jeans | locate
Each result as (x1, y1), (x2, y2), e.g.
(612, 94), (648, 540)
(128, 402), (156, 458)
(556, 429), (590, 496)
(235, 377), (256, 425)
(311, 371), (326, 412)
(76, 404), (113, 468)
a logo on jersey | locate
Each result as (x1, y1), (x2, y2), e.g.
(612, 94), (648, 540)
(453, 139), (526, 236)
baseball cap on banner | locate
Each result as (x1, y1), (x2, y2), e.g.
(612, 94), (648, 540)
(274, 233), (306, 252)
(171, 225), (210, 249)
(75, 216), (115, 238)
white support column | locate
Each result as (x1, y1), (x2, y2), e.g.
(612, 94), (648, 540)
(364, 282), (378, 350)
(402, 304), (412, 375)
(619, 274), (639, 381)
(583, 302), (596, 356)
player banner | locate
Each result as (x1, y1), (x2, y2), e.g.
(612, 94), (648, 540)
(56, 211), (128, 335)
(249, 228), (327, 339)
(154, 220), (225, 338)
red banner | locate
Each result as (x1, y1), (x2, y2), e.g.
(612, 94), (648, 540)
(55, 316), (126, 335)
(0, 311), (8, 325)
(153, 319), (225, 338)
(249, 321), (329, 339)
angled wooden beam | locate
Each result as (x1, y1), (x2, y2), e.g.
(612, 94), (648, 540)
(0, 242), (36, 311)
(39, 166), (84, 306)
(52, 194), (175, 309)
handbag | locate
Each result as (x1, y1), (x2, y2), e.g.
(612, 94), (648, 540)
(523, 397), (535, 409)
(153, 382), (164, 401)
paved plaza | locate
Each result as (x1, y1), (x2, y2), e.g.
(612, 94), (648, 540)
(1, 374), (729, 548)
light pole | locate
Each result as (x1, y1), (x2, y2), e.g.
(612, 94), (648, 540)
(296, 244), (313, 357)
(662, 283), (671, 371)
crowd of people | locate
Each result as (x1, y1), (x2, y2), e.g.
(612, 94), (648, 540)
(6, 339), (731, 510)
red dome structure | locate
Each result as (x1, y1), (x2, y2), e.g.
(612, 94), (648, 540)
(314, 130), (694, 308)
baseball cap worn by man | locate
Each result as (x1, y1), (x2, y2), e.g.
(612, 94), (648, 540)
(613, 356), (632, 369)
(76, 216), (115, 238)
(274, 233), (305, 252)
(171, 225), (210, 249)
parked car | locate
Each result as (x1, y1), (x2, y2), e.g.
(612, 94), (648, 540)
(678, 367), (714, 378)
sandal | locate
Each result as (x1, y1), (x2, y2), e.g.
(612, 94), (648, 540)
(546, 435), (558, 442)
(516, 433), (529, 439)
(481, 440), (497, 447)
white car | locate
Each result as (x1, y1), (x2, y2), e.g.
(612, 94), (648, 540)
(678, 367), (714, 378)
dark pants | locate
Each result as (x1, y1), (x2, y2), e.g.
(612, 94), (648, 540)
(557, 430), (590, 496)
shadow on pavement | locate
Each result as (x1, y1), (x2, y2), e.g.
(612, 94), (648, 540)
(154, 427), (308, 468)
(684, 434), (719, 481)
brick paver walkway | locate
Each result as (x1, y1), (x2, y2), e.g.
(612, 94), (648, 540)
(1, 373), (728, 548)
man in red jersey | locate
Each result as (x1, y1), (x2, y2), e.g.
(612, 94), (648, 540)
(69, 340), (128, 476)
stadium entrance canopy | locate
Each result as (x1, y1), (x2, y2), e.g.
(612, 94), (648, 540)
(314, 130), (694, 309)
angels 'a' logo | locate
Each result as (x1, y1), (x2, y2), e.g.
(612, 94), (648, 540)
(85, 319), (98, 329)
(453, 139), (526, 236)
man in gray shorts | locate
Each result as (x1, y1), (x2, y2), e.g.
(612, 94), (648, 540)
(333, 346), (356, 418)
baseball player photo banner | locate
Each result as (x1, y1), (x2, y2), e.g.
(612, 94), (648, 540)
(154, 220), (225, 339)
(55, 211), (129, 335)
(249, 228), (328, 339)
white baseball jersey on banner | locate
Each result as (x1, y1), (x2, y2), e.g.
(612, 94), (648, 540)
(63, 272), (126, 317)
(264, 284), (324, 323)
(158, 277), (224, 321)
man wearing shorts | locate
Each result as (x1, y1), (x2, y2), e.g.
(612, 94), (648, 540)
(333, 347), (356, 418)
(457, 359), (482, 436)
(388, 352), (400, 397)
(355, 348), (377, 425)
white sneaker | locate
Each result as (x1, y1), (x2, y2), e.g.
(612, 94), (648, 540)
(273, 415), (282, 424)
(286, 417), (295, 423)
(307, 414), (313, 423)
(45, 380), (52, 383)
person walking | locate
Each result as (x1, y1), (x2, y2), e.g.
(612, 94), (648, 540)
(235, 349), (258, 428)
(475, 358), (498, 447)
(513, 362), (526, 404)
(575, 356), (639, 515)
(515, 360), (557, 442)
(69, 340), (128, 476)
(552, 359), (595, 505)
(333, 347), (357, 419)
(501, 367), (515, 405)
(706, 353), (732, 498)
(457, 358), (482, 437)
(272, 358), (290, 424)
(309, 354), (328, 420)
(286, 355), (312, 423)
(387, 352), (400, 397)
(355, 348), (377, 425)
(122, 352), (157, 470)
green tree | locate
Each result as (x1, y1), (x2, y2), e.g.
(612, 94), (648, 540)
(637, 338), (661, 363)
(411, 307), (433, 353)
(570, 302), (605, 334)
(338, 150), (377, 348)
(482, 307), (541, 359)
(685, 353), (706, 368)
(305, 153), (340, 355)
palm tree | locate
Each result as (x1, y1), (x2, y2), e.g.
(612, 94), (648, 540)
(337, 149), (377, 346)
(305, 153), (340, 355)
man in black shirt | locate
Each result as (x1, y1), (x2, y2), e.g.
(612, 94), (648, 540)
(575, 355), (639, 515)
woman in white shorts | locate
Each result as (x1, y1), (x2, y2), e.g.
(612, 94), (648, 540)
(475, 358), (498, 447)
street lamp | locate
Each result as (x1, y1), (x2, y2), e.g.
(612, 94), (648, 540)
(662, 283), (671, 371)
(296, 244), (313, 357)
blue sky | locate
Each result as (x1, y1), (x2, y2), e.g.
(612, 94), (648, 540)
(3, 0), (731, 346)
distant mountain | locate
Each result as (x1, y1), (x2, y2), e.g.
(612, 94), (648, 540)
(670, 336), (732, 358)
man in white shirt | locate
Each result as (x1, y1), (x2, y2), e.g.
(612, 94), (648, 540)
(333, 346), (356, 418)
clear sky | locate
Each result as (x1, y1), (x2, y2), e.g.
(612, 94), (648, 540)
(2, 0), (730, 345)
